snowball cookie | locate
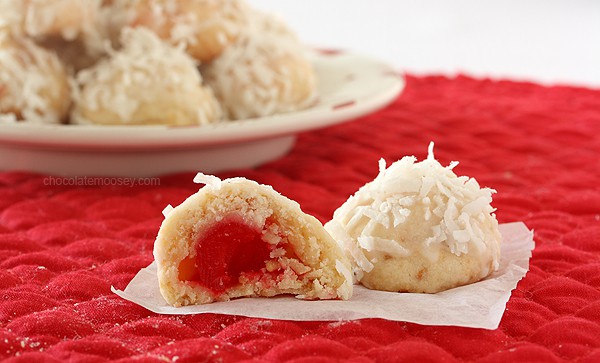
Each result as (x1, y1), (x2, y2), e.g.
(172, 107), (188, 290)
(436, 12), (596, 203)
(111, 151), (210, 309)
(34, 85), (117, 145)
(202, 10), (317, 120)
(71, 27), (221, 126)
(106, 0), (249, 62)
(325, 143), (502, 293)
(154, 173), (352, 306)
(0, 0), (109, 72)
(0, 35), (71, 124)
(0, 0), (100, 41)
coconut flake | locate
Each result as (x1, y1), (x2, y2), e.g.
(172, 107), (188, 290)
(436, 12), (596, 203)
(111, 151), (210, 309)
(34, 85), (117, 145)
(262, 229), (282, 245)
(335, 259), (353, 299)
(193, 173), (222, 189)
(427, 141), (435, 160)
(269, 248), (286, 258)
(391, 206), (411, 227)
(359, 206), (391, 229)
(378, 158), (387, 174)
(161, 204), (174, 218)
(325, 220), (374, 275)
(447, 161), (459, 170)
(357, 236), (411, 257)
(463, 195), (493, 215)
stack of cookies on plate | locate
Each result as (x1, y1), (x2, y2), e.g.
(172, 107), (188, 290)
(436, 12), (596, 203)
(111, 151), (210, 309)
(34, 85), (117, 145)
(0, 0), (317, 126)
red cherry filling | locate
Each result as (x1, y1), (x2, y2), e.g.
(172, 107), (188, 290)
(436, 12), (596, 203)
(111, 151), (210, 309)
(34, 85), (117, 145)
(178, 217), (272, 294)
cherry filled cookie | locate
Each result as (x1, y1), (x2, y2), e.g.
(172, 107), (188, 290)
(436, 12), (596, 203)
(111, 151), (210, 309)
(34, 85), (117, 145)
(154, 174), (352, 306)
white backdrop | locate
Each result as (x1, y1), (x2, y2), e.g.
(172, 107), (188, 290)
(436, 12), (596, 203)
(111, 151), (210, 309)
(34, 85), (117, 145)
(251, 0), (600, 87)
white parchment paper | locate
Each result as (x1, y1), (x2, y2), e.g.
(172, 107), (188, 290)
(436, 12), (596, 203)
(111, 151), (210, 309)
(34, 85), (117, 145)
(113, 222), (534, 330)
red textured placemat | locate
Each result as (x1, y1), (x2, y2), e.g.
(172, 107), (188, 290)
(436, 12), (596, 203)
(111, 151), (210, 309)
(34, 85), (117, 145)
(1, 75), (600, 362)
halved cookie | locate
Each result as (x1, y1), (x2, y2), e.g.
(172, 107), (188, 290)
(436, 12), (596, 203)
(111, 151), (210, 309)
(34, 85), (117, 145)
(154, 174), (352, 306)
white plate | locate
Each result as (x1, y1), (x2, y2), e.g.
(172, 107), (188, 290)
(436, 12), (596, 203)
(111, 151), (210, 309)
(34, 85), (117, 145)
(0, 51), (404, 177)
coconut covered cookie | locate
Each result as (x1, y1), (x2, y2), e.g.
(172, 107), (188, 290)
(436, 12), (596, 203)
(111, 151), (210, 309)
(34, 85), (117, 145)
(71, 27), (221, 126)
(106, 0), (249, 62)
(0, 34), (71, 124)
(326, 143), (501, 293)
(154, 174), (352, 306)
(202, 10), (317, 120)
(0, 0), (317, 124)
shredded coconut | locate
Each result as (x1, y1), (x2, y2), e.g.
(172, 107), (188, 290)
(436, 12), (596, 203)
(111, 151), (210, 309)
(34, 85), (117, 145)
(325, 220), (373, 278)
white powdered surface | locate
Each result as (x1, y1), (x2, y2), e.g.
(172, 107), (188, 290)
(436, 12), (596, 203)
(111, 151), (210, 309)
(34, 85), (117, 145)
(113, 222), (534, 330)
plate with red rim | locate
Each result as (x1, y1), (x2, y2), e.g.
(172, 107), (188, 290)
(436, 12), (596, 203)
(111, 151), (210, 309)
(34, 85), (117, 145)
(0, 50), (404, 177)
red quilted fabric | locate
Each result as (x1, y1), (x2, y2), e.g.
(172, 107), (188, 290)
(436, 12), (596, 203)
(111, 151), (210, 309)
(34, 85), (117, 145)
(1, 74), (599, 362)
